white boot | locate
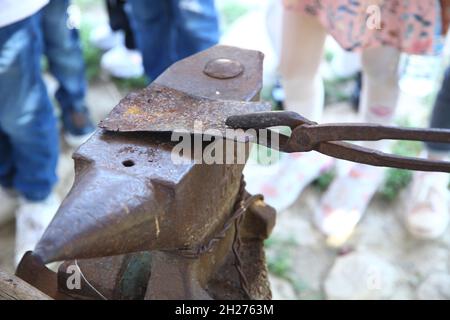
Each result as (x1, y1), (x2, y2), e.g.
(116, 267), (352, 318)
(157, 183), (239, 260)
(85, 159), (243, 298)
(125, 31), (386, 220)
(15, 193), (60, 266)
(0, 187), (17, 226)
(100, 45), (144, 79)
(405, 171), (449, 240)
(89, 24), (123, 51)
(64, 130), (94, 149)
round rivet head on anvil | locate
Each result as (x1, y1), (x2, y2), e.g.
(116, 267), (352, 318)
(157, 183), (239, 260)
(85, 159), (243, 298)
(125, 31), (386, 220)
(203, 58), (244, 79)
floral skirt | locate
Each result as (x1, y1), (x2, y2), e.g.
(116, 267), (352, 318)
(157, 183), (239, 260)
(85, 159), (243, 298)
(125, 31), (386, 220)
(283, 0), (442, 54)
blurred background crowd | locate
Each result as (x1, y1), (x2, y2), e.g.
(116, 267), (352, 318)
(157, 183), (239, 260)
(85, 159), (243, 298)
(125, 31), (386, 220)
(0, 0), (449, 299)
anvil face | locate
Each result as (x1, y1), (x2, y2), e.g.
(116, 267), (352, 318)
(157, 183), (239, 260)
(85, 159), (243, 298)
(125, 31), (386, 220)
(74, 130), (190, 184)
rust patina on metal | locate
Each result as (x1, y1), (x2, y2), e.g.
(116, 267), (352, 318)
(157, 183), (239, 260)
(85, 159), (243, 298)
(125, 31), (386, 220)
(99, 84), (270, 142)
(16, 45), (276, 300)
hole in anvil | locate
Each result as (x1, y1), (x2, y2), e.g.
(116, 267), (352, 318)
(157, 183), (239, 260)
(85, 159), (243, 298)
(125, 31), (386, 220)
(122, 160), (135, 167)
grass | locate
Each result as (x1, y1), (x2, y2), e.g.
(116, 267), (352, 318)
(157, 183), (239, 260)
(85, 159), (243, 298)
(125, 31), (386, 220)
(79, 22), (102, 82)
(74, 0), (97, 10)
(313, 169), (336, 192)
(112, 76), (148, 92)
(218, 0), (251, 32)
(265, 236), (298, 278)
(324, 77), (356, 105)
(379, 140), (422, 201)
(265, 236), (324, 299)
(267, 249), (293, 278)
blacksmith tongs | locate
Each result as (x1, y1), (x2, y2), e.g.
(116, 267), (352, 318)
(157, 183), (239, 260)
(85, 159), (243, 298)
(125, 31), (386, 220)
(226, 111), (450, 173)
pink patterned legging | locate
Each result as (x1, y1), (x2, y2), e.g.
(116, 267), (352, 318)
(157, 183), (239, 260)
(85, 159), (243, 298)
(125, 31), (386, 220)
(280, 10), (400, 150)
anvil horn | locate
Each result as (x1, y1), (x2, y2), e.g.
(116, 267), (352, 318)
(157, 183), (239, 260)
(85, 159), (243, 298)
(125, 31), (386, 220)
(34, 166), (168, 263)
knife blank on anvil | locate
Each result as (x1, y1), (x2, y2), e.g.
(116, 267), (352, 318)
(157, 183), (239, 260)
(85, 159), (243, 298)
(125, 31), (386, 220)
(99, 83), (271, 142)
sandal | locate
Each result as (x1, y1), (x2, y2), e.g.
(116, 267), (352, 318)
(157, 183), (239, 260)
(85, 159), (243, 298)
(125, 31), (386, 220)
(314, 164), (385, 246)
(405, 171), (449, 239)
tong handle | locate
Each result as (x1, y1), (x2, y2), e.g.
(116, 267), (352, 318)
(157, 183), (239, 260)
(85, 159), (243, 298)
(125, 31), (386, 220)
(316, 141), (450, 173)
(226, 111), (450, 172)
(293, 123), (450, 147)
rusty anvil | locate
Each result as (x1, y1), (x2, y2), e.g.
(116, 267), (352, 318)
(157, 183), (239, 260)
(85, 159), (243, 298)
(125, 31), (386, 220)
(16, 45), (277, 300)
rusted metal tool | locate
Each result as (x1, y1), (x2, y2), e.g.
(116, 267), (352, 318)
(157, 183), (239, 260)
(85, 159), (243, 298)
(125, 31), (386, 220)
(17, 45), (276, 300)
(227, 111), (450, 172)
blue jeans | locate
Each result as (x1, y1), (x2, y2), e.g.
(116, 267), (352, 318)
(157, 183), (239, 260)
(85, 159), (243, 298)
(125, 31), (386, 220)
(127, 0), (219, 80)
(41, 0), (87, 115)
(426, 66), (450, 152)
(0, 14), (58, 201)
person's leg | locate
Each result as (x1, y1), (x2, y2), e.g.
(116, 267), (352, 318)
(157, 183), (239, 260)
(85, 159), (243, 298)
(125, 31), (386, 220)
(0, 14), (60, 265)
(360, 46), (400, 146)
(0, 129), (17, 225)
(89, 0), (123, 51)
(100, 0), (144, 80)
(0, 15), (59, 202)
(244, 9), (334, 212)
(108, 0), (136, 50)
(42, 0), (87, 113)
(41, 0), (94, 143)
(127, 0), (172, 80)
(170, 0), (219, 61)
(406, 66), (450, 239)
(315, 46), (401, 245)
(0, 129), (13, 189)
(426, 67), (450, 153)
(279, 9), (327, 121)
